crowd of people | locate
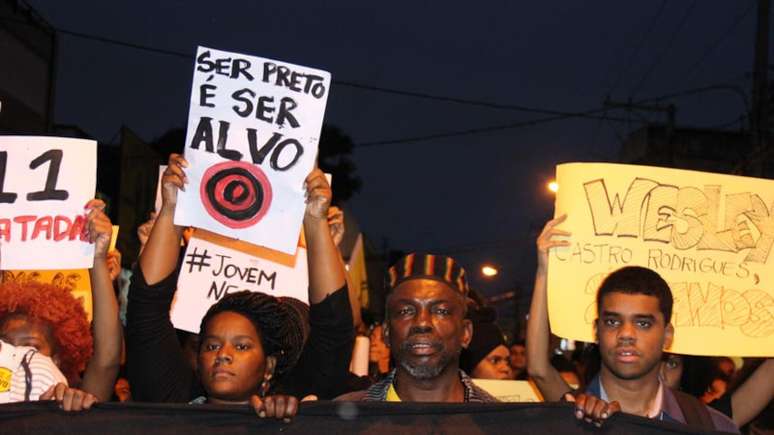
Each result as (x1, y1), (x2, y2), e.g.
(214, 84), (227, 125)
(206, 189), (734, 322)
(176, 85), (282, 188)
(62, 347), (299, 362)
(0, 154), (771, 433)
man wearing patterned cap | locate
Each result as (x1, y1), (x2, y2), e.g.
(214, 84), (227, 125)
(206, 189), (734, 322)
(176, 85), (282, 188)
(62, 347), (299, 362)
(338, 253), (497, 402)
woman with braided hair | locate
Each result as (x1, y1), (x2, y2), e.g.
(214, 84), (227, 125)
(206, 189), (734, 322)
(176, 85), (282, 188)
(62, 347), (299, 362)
(126, 154), (353, 417)
(192, 291), (308, 417)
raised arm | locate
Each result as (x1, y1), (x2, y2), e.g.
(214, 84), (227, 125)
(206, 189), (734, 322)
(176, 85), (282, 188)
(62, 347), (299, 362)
(126, 153), (195, 402)
(730, 358), (774, 426)
(328, 205), (363, 329)
(526, 214), (572, 401)
(303, 169), (346, 304)
(283, 169), (354, 399)
(139, 154), (187, 285)
(80, 199), (122, 401)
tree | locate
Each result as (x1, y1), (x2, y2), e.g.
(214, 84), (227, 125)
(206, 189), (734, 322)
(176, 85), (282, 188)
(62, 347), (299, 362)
(318, 124), (361, 203)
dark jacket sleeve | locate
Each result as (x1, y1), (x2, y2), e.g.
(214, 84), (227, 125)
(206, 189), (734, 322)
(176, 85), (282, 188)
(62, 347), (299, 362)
(280, 285), (355, 399)
(126, 263), (195, 402)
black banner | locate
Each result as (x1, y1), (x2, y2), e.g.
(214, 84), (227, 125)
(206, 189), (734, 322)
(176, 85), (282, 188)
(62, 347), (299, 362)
(1, 401), (732, 434)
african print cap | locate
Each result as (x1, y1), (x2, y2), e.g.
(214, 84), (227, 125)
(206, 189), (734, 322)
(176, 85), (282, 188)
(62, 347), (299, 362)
(386, 253), (469, 296)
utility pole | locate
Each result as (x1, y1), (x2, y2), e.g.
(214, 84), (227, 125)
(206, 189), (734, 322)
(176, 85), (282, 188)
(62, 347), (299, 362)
(604, 97), (677, 164)
(750, 0), (771, 177)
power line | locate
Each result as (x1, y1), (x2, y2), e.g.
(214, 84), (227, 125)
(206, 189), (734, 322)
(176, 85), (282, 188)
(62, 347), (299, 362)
(355, 106), (645, 148)
(0, 15), (660, 147)
(638, 84), (750, 113)
(630, 0), (698, 97)
(358, 82), (751, 149)
(58, 27), (193, 60)
(1, 15), (614, 119)
(607, 0), (669, 96)
(331, 80), (599, 116)
(596, 1), (668, 149)
(1, 15), (750, 150)
(677, 0), (756, 87)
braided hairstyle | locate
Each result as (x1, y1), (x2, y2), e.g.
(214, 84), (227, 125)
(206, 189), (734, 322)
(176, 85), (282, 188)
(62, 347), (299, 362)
(199, 291), (308, 383)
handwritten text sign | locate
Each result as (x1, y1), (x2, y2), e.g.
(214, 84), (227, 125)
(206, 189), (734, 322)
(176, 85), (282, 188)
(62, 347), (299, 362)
(174, 46), (331, 254)
(170, 229), (309, 333)
(473, 379), (543, 402)
(548, 163), (774, 356)
(0, 136), (96, 269)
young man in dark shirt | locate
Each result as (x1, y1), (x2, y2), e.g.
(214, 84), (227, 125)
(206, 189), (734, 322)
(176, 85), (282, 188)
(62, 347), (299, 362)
(527, 216), (738, 432)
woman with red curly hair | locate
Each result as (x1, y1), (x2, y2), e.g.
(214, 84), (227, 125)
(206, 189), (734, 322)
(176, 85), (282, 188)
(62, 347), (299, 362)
(0, 281), (93, 382)
(0, 199), (122, 403)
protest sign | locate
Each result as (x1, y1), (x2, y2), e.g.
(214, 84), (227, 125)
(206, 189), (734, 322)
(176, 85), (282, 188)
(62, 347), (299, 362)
(473, 379), (543, 402)
(174, 46), (331, 254)
(548, 162), (774, 356)
(347, 233), (369, 308)
(109, 225), (119, 252)
(1, 269), (92, 320)
(170, 228), (308, 333)
(0, 136), (96, 269)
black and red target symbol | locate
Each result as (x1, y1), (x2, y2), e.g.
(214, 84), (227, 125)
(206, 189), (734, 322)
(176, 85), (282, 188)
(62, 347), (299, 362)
(200, 161), (273, 229)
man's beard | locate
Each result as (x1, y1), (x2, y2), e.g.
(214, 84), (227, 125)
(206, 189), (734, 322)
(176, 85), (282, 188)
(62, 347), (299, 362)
(397, 345), (460, 380)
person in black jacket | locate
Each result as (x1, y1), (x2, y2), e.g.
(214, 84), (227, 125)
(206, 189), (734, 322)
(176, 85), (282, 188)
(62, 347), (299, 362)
(126, 153), (353, 403)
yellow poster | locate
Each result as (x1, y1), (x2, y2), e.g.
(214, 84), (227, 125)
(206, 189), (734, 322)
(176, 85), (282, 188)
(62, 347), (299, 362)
(472, 379), (543, 402)
(548, 163), (774, 357)
(347, 233), (369, 309)
(1, 269), (93, 321)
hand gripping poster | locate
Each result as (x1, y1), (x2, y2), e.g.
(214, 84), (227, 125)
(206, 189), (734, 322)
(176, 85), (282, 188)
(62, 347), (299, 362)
(548, 163), (774, 357)
(174, 46), (331, 255)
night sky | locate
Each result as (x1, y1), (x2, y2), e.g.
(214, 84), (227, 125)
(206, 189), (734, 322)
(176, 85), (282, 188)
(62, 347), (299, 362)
(23, 1), (764, 325)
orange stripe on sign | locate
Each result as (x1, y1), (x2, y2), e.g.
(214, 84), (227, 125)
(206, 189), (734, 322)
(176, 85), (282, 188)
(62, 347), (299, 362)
(192, 228), (303, 268)
(424, 255), (435, 276)
(403, 254), (415, 278)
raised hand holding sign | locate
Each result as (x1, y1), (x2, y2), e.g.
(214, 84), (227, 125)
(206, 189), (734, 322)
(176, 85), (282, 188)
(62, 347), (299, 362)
(174, 47), (331, 255)
(548, 163), (774, 357)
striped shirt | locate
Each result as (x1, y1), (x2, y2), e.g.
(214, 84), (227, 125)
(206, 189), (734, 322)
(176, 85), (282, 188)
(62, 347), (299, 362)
(362, 369), (498, 402)
(0, 340), (67, 403)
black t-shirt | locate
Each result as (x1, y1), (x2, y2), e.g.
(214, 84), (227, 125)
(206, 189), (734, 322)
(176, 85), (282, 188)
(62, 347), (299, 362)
(126, 263), (354, 402)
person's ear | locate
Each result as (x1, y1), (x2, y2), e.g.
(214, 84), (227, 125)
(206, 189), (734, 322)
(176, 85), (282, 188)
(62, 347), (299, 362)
(382, 321), (390, 348)
(461, 319), (473, 349)
(663, 322), (674, 350)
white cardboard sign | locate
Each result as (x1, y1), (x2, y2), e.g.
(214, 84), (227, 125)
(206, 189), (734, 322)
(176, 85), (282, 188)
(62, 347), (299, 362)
(170, 233), (309, 333)
(174, 46), (331, 254)
(0, 136), (96, 269)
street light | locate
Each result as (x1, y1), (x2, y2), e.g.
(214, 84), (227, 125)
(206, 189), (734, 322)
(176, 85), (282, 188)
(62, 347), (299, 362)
(548, 181), (558, 193)
(481, 265), (498, 277)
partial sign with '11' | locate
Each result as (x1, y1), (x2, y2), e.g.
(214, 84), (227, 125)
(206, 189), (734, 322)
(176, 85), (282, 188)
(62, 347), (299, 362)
(0, 136), (96, 270)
